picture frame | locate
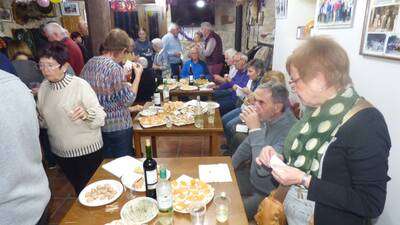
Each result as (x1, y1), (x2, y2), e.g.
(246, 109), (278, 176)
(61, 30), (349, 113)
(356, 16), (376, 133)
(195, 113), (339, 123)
(275, 0), (288, 19)
(60, 2), (80, 16)
(0, 8), (12, 22)
(315, 0), (357, 29)
(360, 0), (400, 60)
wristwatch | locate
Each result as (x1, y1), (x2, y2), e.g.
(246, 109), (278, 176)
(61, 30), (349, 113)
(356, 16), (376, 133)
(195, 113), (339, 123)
(301, 173), (311, 188)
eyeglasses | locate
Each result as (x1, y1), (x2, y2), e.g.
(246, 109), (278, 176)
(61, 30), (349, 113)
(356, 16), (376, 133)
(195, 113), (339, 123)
(39, 63), (61, 70)
(289, 77), (301, 85)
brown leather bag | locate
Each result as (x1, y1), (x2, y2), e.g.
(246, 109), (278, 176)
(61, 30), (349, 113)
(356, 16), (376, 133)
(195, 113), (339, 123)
(254, 98), (373, 225)
(254, 185), (289, 225)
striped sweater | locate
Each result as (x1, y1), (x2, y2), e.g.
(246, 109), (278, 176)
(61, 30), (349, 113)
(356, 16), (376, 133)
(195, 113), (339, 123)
(81, 56), (136, 132)
(37, 74), (106, 158)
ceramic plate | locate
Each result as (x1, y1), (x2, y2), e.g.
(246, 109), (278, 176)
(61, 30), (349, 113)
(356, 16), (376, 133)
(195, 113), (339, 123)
(78, 179), (123, 207)
(120, 197), (158, 225)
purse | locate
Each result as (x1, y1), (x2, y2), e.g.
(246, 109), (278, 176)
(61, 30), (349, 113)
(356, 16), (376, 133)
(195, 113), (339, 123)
(254, 98), (373, 225)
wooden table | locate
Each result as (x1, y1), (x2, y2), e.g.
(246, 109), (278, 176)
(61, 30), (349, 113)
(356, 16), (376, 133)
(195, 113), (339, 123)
(132, 103), (224, 158)
(60, 157), (248, 225)
(170, 88), (214, 101)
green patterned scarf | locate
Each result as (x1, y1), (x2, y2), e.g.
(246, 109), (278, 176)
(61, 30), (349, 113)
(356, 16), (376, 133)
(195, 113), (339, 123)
(283, 87), (359, 176)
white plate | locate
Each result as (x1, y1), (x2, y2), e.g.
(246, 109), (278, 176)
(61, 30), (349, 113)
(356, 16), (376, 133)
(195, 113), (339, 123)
(180, 85), (198, 91)
(121, 170), (171, 192)
(139, 109), (157, 117)
(121, 197), (159, 225)
(207, 101), (220, 109)
(78, 179), (123, 207)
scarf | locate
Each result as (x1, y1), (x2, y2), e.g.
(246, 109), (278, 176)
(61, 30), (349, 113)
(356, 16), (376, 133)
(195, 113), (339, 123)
(283, 86), (359, 176)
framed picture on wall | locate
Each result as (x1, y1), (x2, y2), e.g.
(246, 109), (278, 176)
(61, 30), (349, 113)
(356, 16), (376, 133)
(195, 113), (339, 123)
(360, 0), (400, 60)
(60, 2), (80, 16)
(275, 0), (288, 19)
(0, 8), (12, 22)
(315, 0), (357, 28)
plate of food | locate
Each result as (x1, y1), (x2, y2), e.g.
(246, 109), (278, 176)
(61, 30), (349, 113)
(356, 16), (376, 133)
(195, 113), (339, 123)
(139, 108), (157, 117)
(180, 85), (198, 91)
(120, 197), (159, 225)
(163, 101), (184, 113)
(122, 167), (171, 192)
(78, 179), (123, 207)
(158, 83), (178, 91)
(170, 114), (195, 126)
(171, 175), (214, 213)
(194, 78), (209, 86)
(138, 114), (166, 128)
(207, 101), (220, 109)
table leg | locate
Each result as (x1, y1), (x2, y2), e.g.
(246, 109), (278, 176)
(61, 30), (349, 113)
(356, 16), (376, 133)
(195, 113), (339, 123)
(210, 132), (221, 156)
(151, 136), (158, 158)
(134, 132), (142, 157)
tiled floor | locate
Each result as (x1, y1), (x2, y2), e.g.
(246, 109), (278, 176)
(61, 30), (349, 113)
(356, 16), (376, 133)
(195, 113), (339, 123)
(46, 136), (218, 224)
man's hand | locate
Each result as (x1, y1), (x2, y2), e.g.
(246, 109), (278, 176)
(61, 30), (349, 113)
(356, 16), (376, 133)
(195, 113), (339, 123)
(132, 63), (143, 80)
(239, 105), (260, 130)
(232, 84), (239, 91)
(153, 64), (160, 70)
(224, 74), (232, 83)
(255, 146), (281, 167)
(174, 52), (181, 57)
(241, 87), (251, 95)
(213, 74), (225, 84)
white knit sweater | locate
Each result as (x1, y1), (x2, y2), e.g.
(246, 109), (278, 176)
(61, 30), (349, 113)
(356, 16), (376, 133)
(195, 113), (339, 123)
(37, 74), (106, 158)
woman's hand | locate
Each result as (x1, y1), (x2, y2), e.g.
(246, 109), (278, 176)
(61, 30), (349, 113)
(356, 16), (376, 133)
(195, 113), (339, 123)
(153, 64), (160, 70)
(232, 84), (239, 91)
(129, 105), (144, 112)
(213, 74), (225, 84)
(71, 106), (88, 121)
(132, 63), (143, 79)
(271, 165), (307, 187)
(256, 146), (283, 167)
(241, 87), (251, 95)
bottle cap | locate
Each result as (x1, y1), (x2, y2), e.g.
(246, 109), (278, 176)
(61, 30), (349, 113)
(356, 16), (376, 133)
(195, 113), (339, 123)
(159, 166), (167, 179)
(145, 139), (151, 147)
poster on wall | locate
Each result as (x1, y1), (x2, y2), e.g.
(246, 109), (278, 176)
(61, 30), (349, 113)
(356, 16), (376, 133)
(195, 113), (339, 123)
(0, 8), (12, 22)
(60, 2), (80, 16)
(360, 0), (400, 60)
(275, 0), (288, 19)
(315, 0), (357, 28)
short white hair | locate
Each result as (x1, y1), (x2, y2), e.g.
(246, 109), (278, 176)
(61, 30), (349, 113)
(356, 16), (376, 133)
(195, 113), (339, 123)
(237, 52), (248, 62)
(200, 22), (213, 31)
(137, 57), (148, 69)
(44, 22), (67, 38)
(168, 23), (179, 32)
(224, 48), (237, 60)
(151, 38), (163, 49)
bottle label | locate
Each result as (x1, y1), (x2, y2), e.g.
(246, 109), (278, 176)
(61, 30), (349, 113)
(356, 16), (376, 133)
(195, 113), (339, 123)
(146, 169), (158, 185)
(163, 90), (170, 99)
(189, 75), (194, 81)
(154, 93), (161, 105)
(158, 193), (173, 210)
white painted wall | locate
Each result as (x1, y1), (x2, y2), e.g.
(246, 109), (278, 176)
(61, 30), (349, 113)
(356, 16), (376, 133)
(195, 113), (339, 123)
(272, 1), (400, 225)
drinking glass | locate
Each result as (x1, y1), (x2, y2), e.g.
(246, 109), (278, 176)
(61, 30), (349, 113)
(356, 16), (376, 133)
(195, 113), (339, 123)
(207, 104), (215, 125)
(214, 192), (230, 223)
(190, 203), (206, 225)
(165, 116), (172, 128)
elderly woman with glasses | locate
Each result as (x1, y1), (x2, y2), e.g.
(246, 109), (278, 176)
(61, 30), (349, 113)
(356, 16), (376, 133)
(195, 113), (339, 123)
(37, 42), (106, 194)
(256, 36), (391, 225)
(152, 38), (169, 81)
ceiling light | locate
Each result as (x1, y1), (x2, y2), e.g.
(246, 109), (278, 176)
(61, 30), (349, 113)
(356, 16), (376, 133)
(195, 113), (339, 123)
(196, 0), (205, 8)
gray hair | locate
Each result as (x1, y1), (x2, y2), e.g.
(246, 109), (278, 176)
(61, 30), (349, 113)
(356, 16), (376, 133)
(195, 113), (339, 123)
(151, 38), (163, 49)
(237, 52), (248, 62)
(224, 48), (237, 60)
(257, 81), (290, 110)
(168, 23), (179, 32)
(137, 57), (148, 69)
(44, 22), (67, 38)
(200, 22), (213, 31)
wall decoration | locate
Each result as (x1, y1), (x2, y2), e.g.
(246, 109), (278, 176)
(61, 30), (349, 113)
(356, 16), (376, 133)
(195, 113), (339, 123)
(60, 2), (80, 16)
(275, 0), (287, 19)
(0, 8), (12, 22)
(315, 0), (356, 28)
(360, 0), (400, 60)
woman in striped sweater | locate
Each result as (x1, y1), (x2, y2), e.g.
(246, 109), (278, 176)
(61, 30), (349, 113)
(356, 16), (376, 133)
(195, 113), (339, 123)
(81, 29), (143, 158)
(37, 42), (106, 194)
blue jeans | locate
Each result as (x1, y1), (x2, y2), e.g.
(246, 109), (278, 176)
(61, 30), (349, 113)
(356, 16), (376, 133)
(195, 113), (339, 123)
(213, 90), (237, 116)
(102, 128), (134, 158)
(222, 107), (241, 142)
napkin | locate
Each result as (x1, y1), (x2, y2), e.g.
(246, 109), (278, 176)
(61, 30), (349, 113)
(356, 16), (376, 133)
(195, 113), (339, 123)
(102, 156), (142, 178)
(199, 164), (232, 183)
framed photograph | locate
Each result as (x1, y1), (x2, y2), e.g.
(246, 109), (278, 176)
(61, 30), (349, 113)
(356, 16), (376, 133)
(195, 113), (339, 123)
(315, 0), (357, 29)
(0, 8), (12, 22)
(360, 0), (400, 60)
(60, 2), (80, 16)
(275, 0), (288, 19)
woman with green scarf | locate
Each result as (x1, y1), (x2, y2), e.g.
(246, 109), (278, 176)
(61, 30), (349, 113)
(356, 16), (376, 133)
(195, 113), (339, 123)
(256, 36), (391, 225)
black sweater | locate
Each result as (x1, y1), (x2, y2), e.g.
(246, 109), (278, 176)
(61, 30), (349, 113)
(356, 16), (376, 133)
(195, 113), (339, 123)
(308, 108), (391, 225)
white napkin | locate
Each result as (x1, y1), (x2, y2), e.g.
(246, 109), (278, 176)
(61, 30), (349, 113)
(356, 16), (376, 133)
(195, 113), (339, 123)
(102, 156), (142, 178)
(270, 155), (288, 173)
(199, 164), (232, 183)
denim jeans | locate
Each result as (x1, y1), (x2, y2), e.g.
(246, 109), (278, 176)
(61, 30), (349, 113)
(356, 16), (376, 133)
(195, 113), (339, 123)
(170, 61), (182, 78)
(102, 128), (134, 158)
(284, 185), (315, 225)
(222, 108), (242, 151)
(213, 91), (237, 116)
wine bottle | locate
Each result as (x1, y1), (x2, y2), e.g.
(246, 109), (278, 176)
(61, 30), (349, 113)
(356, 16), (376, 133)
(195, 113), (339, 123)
(156, 166), (173, 213)
(143, 139), (158, 199)
(189, 64), (194, 86)
(154, 88), (161, 107)
(162, 79), (170, 103)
